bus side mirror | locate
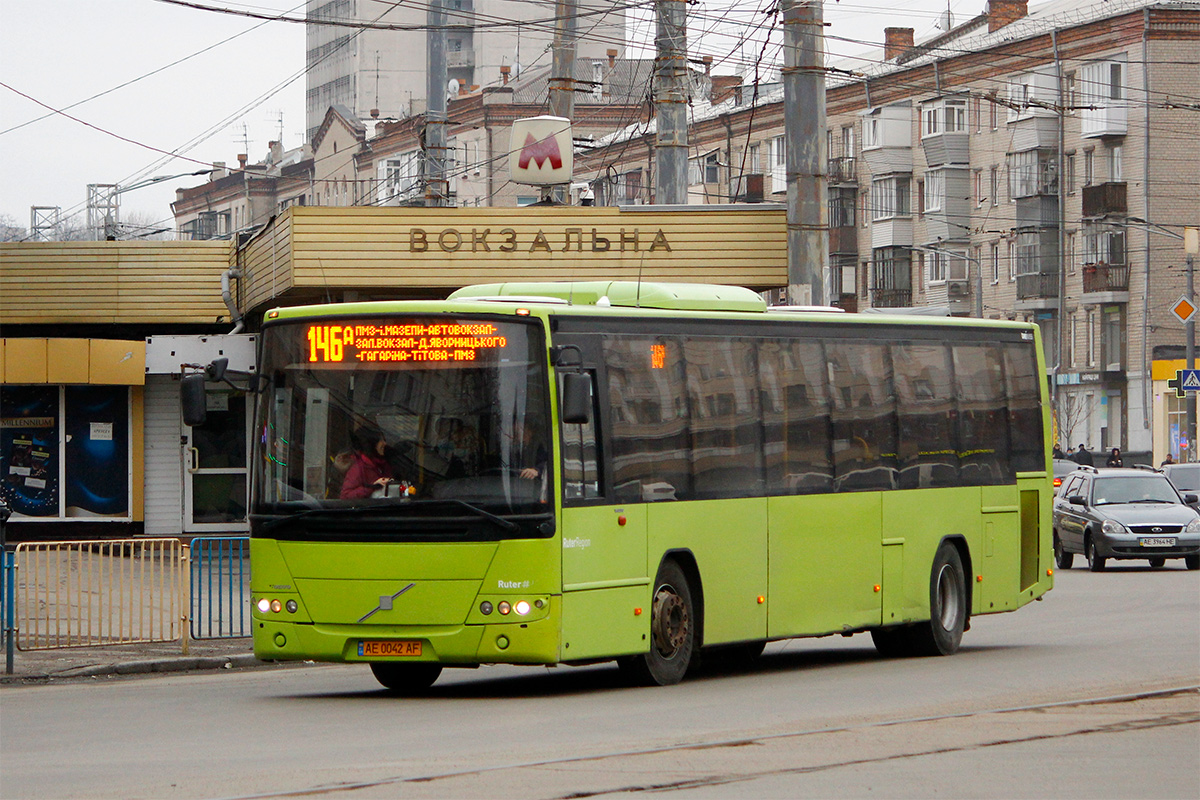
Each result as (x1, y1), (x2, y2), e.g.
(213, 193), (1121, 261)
(181, 374), (208, 427)
(561, 372), (592, 425)
(205, 357), (229, 382)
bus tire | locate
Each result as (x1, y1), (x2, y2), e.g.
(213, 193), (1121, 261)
(870, 626), (914, 658)
(1054, 533), (1073, 570)
(620, 560), (697, 686)
(369, 662), (442, 693)
(912, 542), (968, 657)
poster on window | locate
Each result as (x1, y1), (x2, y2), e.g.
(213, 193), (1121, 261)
(0, 386), (60, 517)
(65, 386), (129, 517)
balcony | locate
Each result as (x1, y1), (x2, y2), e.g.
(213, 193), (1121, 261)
(869, 288), (913, 308)
(829, 225), (858, 256)
(447, 50), (475, 69)
(1082, 263), (1129, 294)
(1082, 182), (1127, 218)
(1016, 272), (1060, 301)
(832, 293), (859, 313)
(828, 157), (857, 185)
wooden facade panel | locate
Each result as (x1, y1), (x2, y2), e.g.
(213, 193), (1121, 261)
(239, 206), (788, 313)
(1, 241), (231, 325)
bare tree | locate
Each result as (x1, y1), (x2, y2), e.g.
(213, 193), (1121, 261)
(0, 214), (27, 241)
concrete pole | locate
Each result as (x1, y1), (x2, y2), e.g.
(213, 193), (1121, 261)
(424, 0), (449, 206)
(782, 0), (827, 305)
(549, 0), (577, 204)
(1188, 251), (1197, 460)
(654, 0), (689, 205)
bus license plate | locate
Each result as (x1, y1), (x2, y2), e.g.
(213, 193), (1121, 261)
(358, 640), (422, 657)
(1139, 537), (1175, 547)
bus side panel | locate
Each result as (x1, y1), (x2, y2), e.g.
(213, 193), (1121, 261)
(647, 498), (768, 646)
(766, 493), (882, 638)
(879, 487), (982, 624)
(559, 504), (650, 660)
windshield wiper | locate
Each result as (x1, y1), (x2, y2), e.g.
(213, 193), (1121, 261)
(429, 499), (520, 532)
(256, 499), (520, 534)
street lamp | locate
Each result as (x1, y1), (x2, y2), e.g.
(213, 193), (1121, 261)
(903, 243), (983, 318)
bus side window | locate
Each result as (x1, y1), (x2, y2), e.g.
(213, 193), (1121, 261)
(561, 371), (602, 502)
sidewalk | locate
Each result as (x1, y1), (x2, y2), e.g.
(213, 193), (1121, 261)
(0, 637), (276, 684)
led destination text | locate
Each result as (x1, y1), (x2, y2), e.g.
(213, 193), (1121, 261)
(307, 323), (508, 363)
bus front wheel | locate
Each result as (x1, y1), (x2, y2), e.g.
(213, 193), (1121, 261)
(620, 560), (697, 686)
(370, 662), (443, 693)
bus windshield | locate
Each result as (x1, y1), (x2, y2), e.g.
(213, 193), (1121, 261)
(252, 315), (551, 535)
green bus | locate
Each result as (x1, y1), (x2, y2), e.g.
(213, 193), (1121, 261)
(244, 281), (1053, 690)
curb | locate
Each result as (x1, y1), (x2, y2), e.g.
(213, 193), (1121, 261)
(0, 653), (267, 683)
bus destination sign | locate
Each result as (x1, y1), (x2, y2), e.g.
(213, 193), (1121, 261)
(307, 322), (508, 363)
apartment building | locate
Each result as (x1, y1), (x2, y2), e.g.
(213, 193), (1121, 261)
(574, 0), (1200, 462)
(304, 0), (627, 142)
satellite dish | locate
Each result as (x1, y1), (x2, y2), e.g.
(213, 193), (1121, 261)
(447, 78), (460, 100)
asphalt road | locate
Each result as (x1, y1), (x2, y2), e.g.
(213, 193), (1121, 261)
(2, 564), (1197, 800)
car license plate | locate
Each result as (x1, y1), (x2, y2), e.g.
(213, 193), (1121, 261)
(1139, 537), (1175, 547)
(358, 640), (422, 657)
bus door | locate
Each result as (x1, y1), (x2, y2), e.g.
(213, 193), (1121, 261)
(182, 385), (249, 532)
(556, 347), (649, 660)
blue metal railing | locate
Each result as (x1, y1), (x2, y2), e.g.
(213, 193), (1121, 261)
(2, 549), (15, 674)
(189, 537), (251, 640)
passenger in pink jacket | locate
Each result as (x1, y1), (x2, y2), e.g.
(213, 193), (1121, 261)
(339, 432), (395, 499)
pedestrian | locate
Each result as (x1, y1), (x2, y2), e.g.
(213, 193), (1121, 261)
(1161, 453), (1176, 467)
(1072, 444), (1095, 466)
(1105, 447), (1123, 468)
(1052, 444), (1066, 460)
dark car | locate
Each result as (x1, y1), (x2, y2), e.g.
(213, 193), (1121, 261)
(1053, 458), (1079, 494)
(1052, 466), (1200, 571)
(1161, 463), (1200, 509)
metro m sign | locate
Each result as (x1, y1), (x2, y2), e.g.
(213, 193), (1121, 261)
(510, 116), (573, 186)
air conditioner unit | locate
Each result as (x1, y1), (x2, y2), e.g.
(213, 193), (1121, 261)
(946, 280), (970, 298)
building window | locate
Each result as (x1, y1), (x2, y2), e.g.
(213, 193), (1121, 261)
(747, 143), (760, 173)
(1070, 313), (1078, 368)
(974, 169), (984, 207)
(989, 167), (999, 207)
(1008, 241), (1017, 281)
(1102, 304), (1124, 371)
(872, 176), (911, 220)
(1015, 231), (1041, 275)
(841, 124), (856, 158)
(1065, 152), (1075, 194)
(1065, 71), (1077, 114)
(991, 242), (1000, 284)
(863, 115), (880, 149)
(923, 170), (944, 212)
(1084, 149), (1095, 186)
(1086, 309), (1096, 367)
(973, 96), (982, 133)
(921, 98), (967, 138)
(1007, 150), (1057, 198)
(1108, 145), (1123, 182)
(1083, 225), (1126, 266)
(770, 136), (786, 192)
(1066, 231), (1077, 275)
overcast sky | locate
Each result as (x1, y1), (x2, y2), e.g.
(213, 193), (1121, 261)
(0, 0), (968, 234)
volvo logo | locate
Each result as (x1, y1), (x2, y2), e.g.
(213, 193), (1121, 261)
(358, 583), (415, 622)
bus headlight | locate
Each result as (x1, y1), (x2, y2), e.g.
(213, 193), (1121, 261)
(257, 598), (271, 613)
(515, 600), (531, 616)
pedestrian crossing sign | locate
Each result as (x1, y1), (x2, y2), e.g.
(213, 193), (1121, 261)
(1171, 369), (1200, 397)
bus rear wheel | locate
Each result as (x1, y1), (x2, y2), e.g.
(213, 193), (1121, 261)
(620, 560), (697, 686)
(370, 662), (442, 693)
(872, 542), (966, 658)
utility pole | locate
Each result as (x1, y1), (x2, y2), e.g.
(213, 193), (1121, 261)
(782, 0), (827, 305)
(654, 0), (689, 205)
(549, 0), (577, 204)
(1187, 227), (1199, 460)
(424, 0), (449, 206)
